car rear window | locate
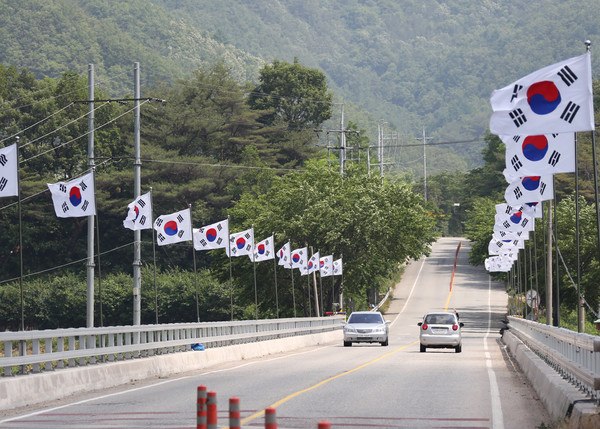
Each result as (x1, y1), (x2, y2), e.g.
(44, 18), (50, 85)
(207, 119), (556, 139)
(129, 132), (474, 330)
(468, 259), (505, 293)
(349, 313), (383, 323)
(425, 314), (456, 324)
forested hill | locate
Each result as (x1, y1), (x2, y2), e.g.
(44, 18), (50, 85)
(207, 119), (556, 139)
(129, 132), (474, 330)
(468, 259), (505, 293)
(2, 0), (600, 168)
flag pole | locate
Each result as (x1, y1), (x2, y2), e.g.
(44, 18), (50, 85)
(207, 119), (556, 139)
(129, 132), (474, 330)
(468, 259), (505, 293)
(554, 189), (560, 326)
(149, 188), (158, 324)
(307, 268), (311, 317)
(575, 133), (583, 332)
(252, 225), (258, 320)
(311, 247), (320, 317)
(340, 253), (344, 315)
(228, 215), (233, 320)
(273, 232), (279, 318)
(190, 204), (200, 322)
(584, 40), (600, 268)
(306, 244), (311, 317)
(319, 266), (323, 316)
(546, 199), (553, 326)
(95, 214), (103, 327)
(290, 244), (296, 317)
(533, 229), (539, 322)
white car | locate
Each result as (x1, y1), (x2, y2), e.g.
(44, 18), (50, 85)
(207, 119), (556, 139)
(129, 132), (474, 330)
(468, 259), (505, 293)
(417, 312), (463, 353)
(343, 311), (389, 347)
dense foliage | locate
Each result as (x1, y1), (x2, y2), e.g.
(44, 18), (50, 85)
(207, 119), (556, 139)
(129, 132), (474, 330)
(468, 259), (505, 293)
(4, 0), (600, 178)
(0, 59), (439, 330)
(225, 160), (438, 317)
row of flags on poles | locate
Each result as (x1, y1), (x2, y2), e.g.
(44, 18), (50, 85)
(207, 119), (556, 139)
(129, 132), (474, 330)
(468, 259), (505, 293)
(0, 159), (342, 277)
(125, 191), (343, 276)
(485, 51), (594, 272)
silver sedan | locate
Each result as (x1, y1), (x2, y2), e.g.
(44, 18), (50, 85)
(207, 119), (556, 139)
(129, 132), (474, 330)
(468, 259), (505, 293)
(343, 311), (389, 347)
(417, 312), (464, 353)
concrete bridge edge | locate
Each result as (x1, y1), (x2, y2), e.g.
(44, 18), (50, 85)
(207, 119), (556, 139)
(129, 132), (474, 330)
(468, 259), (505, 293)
(502, 329), (600, 428)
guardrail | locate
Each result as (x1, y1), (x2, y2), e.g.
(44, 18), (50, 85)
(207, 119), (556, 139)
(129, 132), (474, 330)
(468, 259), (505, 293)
(507, 316), (600, 398)
(1, 316), (345, 376)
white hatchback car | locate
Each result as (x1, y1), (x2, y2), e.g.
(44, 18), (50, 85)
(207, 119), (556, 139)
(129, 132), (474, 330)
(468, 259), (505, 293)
(417, 312), (463, 353)
(343, 311), (389, 347)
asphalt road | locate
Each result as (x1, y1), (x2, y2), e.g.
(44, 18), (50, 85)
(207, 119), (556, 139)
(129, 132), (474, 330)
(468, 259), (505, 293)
(0, 237), (552, 428)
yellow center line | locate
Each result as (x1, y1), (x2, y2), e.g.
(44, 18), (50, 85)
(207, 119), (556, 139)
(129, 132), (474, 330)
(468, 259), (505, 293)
(237, 340), (419, 427)
(444, 289), (453, 312)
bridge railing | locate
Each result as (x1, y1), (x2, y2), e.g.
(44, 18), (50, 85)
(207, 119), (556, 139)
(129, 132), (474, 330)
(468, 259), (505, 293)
(507, 316), (600, 398)
(0, 316), (345, 376)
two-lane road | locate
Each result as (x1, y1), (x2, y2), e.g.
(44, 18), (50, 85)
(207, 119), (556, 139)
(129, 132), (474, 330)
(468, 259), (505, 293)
(0, 238), (551, 428)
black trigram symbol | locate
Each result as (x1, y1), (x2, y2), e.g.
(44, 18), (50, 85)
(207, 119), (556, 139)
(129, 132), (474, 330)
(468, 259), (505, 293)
(557, 65), (577, 86)
(560, 102), (580, 123)
(509, 108), (527, 127)
(547, 151), (561, 167)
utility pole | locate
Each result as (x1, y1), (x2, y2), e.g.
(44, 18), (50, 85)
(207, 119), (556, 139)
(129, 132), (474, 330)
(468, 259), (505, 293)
(316, 103), (360, 175)
(86, 64), (95, 328)
(340, 104), (345, 175)
(378, 121), (386, 179)
(133, 62), (142, 326)
(420, 126), (433, 201)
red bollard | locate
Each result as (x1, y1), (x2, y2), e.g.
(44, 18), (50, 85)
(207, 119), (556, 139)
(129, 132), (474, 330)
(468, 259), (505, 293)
(265, 407), (277, 429)
(229, 397), (241, 429)
(207, 391), (217, 429)
(318, 422), (330, 429)
(197, 385), (207, 429)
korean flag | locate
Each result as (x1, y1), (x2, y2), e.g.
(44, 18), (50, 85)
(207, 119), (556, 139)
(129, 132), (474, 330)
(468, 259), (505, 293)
(0, 143), (18, 198)
(48, 171), (96, 218)
(154, 208), (192, 246)
(490, 52), (593, 135)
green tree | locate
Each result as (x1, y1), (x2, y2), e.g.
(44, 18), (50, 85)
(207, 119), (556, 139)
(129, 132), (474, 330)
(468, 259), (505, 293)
(226, 160), (437, 316)
(463, 197), (496, 266)
(248, 58), (333, 130)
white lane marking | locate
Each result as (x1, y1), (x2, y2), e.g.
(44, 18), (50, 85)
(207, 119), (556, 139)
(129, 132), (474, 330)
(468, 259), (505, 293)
(485, 275), (504, 429)
(390, 256), (427, 328)
(0, 345), (331, 424)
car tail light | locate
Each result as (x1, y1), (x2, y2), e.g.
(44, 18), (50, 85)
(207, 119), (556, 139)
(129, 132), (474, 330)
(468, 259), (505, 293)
(422, 323), (428, 330)
(452, 324), (458, 331)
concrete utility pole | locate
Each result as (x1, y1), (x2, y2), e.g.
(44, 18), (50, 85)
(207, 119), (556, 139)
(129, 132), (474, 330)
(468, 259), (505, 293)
(420, 126), (432, 201)
(377, 121), (386, 179)
(133, 63), (142, 326)
(317, 103), (359, 175)
(86, 64), (95, 328)
(339, 104), (345, 175)
(73, 66), (164, 328)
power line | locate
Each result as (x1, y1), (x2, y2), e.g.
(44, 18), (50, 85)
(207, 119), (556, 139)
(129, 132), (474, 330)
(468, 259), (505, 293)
(22, 100), (151, 163)
(0, 102), (75, 145)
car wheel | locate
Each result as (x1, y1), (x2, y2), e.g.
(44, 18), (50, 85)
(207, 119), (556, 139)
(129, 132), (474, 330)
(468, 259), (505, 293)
(420, 344), (426, 353)
(381, 338), (388, 346)
(455, 344), (462, 353)
(344, 341), (352, 347)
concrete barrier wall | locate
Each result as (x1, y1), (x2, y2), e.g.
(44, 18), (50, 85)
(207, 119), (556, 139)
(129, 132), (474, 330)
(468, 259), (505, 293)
(502, 329), (600, 428)
(0, 330), (342, 412)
